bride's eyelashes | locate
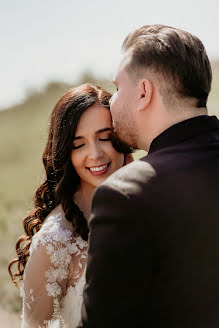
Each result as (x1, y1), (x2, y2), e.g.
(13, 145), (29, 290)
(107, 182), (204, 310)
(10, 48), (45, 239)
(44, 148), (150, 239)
(99, 131), (112, 142)
(99, 138), (111, 141)
(73, 144), (85, 150)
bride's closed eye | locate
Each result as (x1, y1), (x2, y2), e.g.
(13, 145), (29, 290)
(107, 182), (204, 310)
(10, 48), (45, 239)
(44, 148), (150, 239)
(72, 144), (85, 149)
(72, 136), (85, 149)
(98, 131), (112, 142)
(72, 137), (111, 149)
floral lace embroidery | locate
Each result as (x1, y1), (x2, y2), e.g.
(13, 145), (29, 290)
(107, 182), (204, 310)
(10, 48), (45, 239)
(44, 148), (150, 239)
(21, 210), (88, 327)
(30, 213), (72, 256)
(20, 281), (35, 311)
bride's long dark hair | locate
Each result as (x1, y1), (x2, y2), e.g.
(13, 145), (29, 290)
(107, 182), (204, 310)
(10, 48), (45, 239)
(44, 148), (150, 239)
(8, 84), (132, 285)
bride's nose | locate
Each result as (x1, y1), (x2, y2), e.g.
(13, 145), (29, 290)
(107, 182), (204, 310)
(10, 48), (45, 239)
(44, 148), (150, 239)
(88, 144), (104, 160)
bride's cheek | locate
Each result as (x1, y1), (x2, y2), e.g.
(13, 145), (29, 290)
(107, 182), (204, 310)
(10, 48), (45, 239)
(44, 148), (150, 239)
(107, 143), (116, 153)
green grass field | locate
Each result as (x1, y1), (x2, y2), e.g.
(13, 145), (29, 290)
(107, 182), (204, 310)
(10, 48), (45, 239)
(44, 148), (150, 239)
(0, 66), (219, 314)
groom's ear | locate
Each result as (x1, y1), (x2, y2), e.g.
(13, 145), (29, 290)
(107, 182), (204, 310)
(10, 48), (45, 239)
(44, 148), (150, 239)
(137, 79), (153, 112)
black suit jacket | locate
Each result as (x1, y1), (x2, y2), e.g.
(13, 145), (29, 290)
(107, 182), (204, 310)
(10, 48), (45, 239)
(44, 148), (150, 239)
(81, 115), (219, 328)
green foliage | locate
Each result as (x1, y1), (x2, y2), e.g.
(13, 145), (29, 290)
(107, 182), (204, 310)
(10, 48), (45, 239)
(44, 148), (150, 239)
(0, 65), (219, 313)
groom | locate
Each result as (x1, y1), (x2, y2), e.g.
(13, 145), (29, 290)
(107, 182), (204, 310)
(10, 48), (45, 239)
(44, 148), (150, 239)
(80, 25), (219, 327)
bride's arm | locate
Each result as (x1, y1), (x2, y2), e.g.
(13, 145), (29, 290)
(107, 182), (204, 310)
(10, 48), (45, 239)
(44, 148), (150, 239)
(21, 241), (69, 327)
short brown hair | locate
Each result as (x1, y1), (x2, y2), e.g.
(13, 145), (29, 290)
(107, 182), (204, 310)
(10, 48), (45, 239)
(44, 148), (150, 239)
(122, 25), (212, 108)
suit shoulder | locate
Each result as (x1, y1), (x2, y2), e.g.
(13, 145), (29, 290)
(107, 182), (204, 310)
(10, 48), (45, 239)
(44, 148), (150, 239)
(100, 159), (156, 196)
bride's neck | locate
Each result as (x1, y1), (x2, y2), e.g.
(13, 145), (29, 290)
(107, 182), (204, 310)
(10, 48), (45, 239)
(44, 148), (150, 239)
(74, 185), (95, 221)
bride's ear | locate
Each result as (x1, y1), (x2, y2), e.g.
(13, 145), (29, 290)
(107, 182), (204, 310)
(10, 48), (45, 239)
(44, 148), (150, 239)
(124, 153), (134, 165)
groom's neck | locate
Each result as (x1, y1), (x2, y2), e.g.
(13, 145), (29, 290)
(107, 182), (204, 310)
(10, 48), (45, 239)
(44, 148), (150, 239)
(138, 106), (208, 152)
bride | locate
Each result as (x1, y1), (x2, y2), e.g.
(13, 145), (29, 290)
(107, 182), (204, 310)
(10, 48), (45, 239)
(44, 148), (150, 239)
(8, 84), (133, 327)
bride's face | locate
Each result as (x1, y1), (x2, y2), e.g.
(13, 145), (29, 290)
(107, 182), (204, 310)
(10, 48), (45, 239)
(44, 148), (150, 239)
(71, 104), (124, 191)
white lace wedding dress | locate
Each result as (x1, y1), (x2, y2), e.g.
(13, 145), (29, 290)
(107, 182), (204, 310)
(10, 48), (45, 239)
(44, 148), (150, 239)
(20, 205), (88, 328)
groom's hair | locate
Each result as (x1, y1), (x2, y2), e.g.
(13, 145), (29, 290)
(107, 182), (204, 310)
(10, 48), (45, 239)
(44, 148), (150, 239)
(122, 25), (212, 108)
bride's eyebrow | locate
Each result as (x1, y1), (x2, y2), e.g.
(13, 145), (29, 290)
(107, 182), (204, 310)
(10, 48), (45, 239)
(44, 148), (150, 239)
(73, 128), (112, 140)
(73, 136), (83, 140)
(95, 128), (112, 135)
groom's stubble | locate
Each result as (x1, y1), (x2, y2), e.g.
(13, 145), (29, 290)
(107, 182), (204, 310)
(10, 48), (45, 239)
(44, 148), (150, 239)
(112, 101), (139, 150)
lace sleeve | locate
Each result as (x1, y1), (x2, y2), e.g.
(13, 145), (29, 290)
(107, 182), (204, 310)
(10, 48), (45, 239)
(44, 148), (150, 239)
(20, 213), (77, 328)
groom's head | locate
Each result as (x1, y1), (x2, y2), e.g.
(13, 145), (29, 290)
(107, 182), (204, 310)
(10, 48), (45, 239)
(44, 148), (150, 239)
(110, 24), (212, 151)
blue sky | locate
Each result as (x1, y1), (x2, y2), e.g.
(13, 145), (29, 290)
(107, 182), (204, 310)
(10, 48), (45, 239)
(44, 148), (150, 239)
(1, 0), (218, 109)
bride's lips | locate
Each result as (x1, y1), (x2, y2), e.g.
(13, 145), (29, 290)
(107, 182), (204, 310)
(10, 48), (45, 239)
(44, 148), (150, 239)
(86, 162), (111, 176)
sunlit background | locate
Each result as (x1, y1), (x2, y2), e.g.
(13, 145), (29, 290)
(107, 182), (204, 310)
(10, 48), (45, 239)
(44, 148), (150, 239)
(0, 0), (219, 325)
(1, 0), (219, 109)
